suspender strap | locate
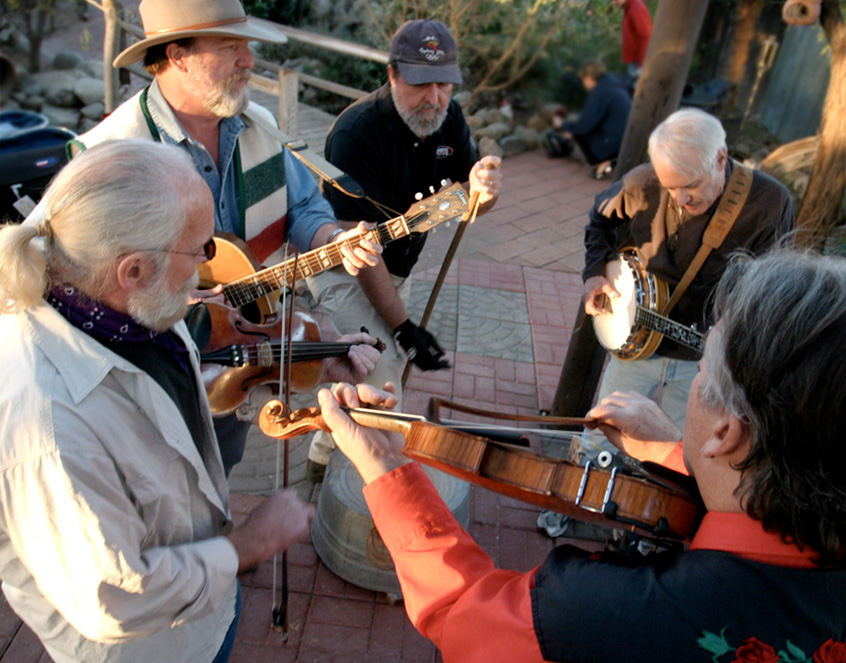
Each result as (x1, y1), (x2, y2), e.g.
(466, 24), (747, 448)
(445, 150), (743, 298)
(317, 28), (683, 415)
(663, 162), (754, 315)
(242, 106), (364, 199)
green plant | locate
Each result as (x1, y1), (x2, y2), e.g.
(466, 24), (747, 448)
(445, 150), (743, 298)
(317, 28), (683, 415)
(361, 0), (571, 105)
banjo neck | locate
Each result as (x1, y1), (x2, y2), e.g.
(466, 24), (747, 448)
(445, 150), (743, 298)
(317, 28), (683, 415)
(634, 306), (704, 354)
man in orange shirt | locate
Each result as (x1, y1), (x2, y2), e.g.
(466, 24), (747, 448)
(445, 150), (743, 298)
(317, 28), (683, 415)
(317, 249), (846, 662)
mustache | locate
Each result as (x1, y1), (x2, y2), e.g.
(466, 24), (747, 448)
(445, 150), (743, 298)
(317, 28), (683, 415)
(414, 101), (443, 113)
(225, 71), (251, 87)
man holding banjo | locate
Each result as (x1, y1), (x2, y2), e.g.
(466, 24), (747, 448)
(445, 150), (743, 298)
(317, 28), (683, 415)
(578, 108), (794, 460)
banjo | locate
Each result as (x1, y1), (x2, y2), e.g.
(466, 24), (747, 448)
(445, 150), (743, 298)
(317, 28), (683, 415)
(591, 250), (705, 361)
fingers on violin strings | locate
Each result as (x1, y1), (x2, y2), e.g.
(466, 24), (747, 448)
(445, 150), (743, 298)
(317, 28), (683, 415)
(356, 383), (398, 409)
(331, 382), (361, 408)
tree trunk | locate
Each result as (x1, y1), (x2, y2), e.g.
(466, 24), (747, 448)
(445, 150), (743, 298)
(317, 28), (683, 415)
(613, 0), (712, 178)
(550, 0), (710, 418)
(27, 32), (43, 73)
(794, 0), (846, 249)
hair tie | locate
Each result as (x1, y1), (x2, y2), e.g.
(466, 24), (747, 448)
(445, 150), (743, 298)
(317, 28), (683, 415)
(36, 219), (54, 242)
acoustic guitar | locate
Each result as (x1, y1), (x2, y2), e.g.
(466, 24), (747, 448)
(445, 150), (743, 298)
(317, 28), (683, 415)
(198, 182), (470, 322)
(592, 250), (705, 361)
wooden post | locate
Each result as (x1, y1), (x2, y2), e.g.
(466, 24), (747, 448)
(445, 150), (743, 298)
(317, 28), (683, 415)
(550, 0), (711, 417)
(278, 68), (299, 137)
(102, 0), (121, 114)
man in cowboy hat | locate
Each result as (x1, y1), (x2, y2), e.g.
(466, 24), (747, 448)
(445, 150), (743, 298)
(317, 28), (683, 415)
(70, 0), (383, 475)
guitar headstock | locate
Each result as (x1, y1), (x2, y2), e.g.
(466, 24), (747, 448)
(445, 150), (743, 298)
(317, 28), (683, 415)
(403, 182), (470, 234)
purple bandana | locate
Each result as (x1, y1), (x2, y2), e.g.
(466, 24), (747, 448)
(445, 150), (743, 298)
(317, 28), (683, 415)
(47, 282), (191, 373)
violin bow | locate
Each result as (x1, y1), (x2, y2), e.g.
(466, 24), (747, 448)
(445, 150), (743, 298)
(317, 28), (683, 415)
(429, 396), (592, 431)
(401, 178), (485, 388)
(270, 246), (299, 638)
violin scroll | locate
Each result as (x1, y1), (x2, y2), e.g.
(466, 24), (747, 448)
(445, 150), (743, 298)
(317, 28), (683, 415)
(259, 400), (327, 439)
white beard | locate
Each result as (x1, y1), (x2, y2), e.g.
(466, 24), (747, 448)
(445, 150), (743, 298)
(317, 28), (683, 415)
(184, 57), (251, 118)
(128, 270), (199, 333)
(391, 86), (448, 138)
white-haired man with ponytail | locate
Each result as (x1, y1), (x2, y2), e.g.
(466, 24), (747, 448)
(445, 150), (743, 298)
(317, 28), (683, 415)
(0, 140), (314, 663)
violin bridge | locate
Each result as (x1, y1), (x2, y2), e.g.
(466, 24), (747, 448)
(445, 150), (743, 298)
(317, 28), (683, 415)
(256, 341), (273, 367)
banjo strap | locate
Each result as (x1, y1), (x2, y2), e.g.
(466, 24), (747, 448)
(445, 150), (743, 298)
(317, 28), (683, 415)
(663, 161), (754, 315)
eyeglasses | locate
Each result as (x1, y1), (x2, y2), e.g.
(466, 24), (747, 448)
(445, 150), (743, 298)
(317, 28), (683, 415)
(143, 238), (217, 263)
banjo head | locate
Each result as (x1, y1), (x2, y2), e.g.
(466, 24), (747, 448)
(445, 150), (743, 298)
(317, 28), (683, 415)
(592, 251), (665, 360)
(592, 257), (638, 351)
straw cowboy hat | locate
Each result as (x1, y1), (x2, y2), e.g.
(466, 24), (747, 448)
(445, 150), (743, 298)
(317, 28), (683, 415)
(113, 0), (287, 68)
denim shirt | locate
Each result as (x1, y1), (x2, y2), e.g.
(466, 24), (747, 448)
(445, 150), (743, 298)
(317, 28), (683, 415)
(144, 81), (334, 252)
(145, 80), (243, 236)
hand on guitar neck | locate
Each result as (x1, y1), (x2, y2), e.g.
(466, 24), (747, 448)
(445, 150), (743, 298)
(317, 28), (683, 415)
(583, 274), (620, 316)
(316, 220), (382, 277)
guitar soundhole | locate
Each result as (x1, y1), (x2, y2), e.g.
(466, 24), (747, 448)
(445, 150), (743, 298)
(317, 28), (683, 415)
(239, 301), (262, 324)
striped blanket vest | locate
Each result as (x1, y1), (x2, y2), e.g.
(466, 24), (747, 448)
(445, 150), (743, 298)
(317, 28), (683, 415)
(69, 88), (289, 265)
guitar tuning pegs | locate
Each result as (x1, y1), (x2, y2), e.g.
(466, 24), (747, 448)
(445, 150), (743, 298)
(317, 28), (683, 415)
(415, 192), (423, 201)
(440, 179), (449, 188)
(429, 186), (436, 194)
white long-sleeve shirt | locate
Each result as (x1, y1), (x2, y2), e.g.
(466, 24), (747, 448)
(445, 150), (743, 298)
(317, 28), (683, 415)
(0, 302), (239, 662)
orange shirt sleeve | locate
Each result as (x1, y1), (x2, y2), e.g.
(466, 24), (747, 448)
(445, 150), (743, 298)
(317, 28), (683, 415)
(661, 441), (688, 475)
(364, 463), (548, 663)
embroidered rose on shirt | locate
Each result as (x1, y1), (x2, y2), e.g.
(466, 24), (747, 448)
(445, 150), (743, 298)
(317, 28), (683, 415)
(699, 629), (846, 663)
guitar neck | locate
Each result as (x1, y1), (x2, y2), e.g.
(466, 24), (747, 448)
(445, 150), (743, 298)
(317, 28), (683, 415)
(635, 307), (705, 353)
(222, 216), (410, 309)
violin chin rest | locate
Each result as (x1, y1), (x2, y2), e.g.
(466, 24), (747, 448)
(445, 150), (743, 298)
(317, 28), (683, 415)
(185, 302), (212, 348)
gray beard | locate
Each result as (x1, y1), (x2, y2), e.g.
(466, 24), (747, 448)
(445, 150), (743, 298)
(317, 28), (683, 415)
(184, 62), (251, 118)
(128, 270), (198, 333)
(205, 82), (249, 118)
(391, 86), (448, 138)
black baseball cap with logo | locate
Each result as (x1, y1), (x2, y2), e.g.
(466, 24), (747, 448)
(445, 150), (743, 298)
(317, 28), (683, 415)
(388, 19), (462, 85)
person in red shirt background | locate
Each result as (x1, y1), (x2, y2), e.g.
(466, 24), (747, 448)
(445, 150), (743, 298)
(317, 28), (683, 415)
(316, 248), (846, 663)
(612, 0), (653, 79)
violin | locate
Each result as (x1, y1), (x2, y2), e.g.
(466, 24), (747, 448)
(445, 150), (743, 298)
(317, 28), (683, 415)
(192, 302), (383, 416)
(258, 401), (705, 542)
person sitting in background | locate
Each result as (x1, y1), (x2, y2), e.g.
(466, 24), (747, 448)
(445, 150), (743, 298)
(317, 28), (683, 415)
(316, 249), (846, 662)
(0, 140), (314, 663)
(546, 59), (632, 179)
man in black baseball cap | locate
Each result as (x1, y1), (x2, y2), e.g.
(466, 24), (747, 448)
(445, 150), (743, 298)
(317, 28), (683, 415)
(388, 18), (463, 85)
(304, 18), (502, 480)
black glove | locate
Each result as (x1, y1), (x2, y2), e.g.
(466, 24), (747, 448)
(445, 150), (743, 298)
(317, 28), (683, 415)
(393, 320), (450, 371)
